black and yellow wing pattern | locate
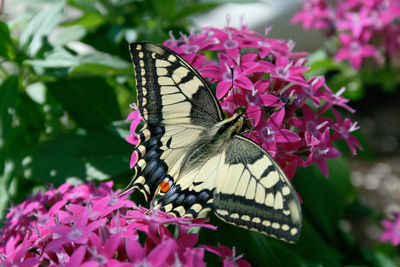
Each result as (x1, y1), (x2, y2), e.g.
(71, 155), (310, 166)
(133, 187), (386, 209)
(128, 42), (302, 243)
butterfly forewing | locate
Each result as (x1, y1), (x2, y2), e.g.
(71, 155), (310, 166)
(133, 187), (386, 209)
(128, 42), (302, 243)
(129, 42), (224, 126)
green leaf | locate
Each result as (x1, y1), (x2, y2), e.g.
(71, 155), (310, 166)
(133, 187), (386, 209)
(49, 25), (87, 46)
(305, 50), (343, 78)
(199, 216), (304, 266)
(17, 93), (46, 132)
(28, 125), (132, 185)
(0, 22), (15, 60)
(19, 0), (65, 56)
(62, 10), (105, 28)
(290, 216), (341, 266)
(25, 47), (77, 69)
(47, 77), (122, 129)
(70, 53), (131, 76)
(152, 0), (177, 20)
(0, 160), (14, 219)
(293, 156), (355, 241)
(25, 48), (130, 76)
(0, 76), (19, 146)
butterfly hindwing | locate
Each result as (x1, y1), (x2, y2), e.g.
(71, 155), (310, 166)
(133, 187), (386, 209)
(157, 152), (224, 218)
(213, 135), (302, 243)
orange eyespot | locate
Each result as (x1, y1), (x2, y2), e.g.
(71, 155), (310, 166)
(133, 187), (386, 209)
(160, 179), (171, 193)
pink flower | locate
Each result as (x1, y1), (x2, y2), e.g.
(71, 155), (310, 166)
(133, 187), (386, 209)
(289, 105), (332, 146)
(201, 52), (256, 99)
(46, 207), (106, 252)
(253, 108), (301, 157)
(380, 212), (400, 246)
(0, 182), (242, 266)
(292, 0), (400, 69)
(203, 244), (251, 267)
(125, 105), (142, 146)
(336, 9), (374, 38)
(334, 33), (378, 69)
(304, 129), (341, 177)
(331, 108), (362, 155)
(291, 0), (333, 30)
(261, 56), (309, 87)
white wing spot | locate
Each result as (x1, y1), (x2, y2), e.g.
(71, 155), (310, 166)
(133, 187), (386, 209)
(217, 209), (229, 216)
(290, 228), (298, 236)
(173, 206), (185, 217)
(236, 170), (250, 197)
(168, 54), (177, 62)
(265, 193), (274, 207)
(289, 200), (301, 224)
(191, 204), (202, 213)
(163, 203), (173, 212)
(255, 185), (265, 204)
(138, 52), (144, 58)
(272, 222), (280, 229)
(241, 215), (250, 221)
(282, 186), (291, 196)
(274, 192), (283, 210)
(230, 213), (239, 219)
(260, 173), (279, 188)
(245, 178), (256, 200)
(137, 159), (146, 169)
(252, 217), (261, 223)
(136, 44), (142, 50)
(156, 67), (168, 76)
(155, 59), (171, 67)
(158, 77), (175, 86)
(283, 209), (291, 216)
(262, 220), (271, 227)
(282, 224), (290, 231)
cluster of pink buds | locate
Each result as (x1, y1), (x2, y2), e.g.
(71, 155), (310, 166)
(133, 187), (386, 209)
(292, 0), (400, 69)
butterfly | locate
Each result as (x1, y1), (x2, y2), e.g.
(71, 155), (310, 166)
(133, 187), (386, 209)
(127, 42), (302, 243)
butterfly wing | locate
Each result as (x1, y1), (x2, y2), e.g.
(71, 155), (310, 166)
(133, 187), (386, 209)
(213, 135), (302, 243)
(128, 42), (224, 200)
(130, 42), (224, 126)
(157, 134), (301, 243)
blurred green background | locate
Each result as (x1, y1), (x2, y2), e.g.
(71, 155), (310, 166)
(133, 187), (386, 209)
(0, 0), (399, 266)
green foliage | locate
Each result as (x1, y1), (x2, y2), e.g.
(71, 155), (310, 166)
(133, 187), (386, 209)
(0, 0), (219, 219)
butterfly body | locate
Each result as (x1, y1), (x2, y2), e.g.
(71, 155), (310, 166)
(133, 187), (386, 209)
(128, 42), (302, 243)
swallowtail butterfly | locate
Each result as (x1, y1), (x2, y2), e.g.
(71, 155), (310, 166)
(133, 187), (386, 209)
(128, 42), (302, 243)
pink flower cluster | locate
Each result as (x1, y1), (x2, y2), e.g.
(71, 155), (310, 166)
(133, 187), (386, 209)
(126, 22), (361, 178)
(0, 182), (249, 266)
(380, 212), (400, 246)
(292, 0), (400, 69)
